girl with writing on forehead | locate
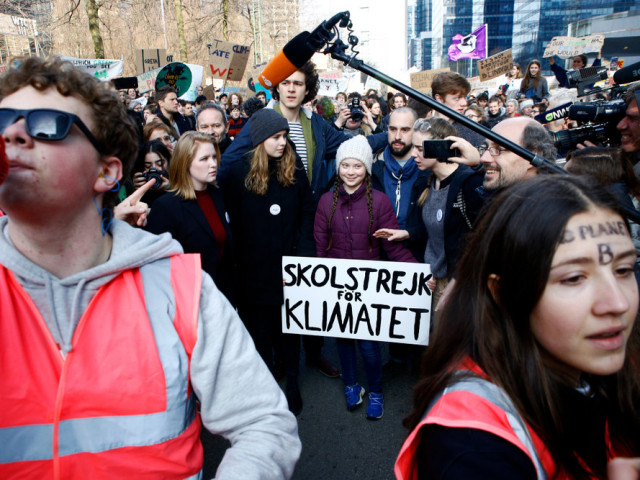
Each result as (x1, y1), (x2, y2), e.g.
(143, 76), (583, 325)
(314, 135), (416, 420)
(396, 175), (640, 479)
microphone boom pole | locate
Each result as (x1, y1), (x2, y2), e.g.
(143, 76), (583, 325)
(319, 14), (564, 174)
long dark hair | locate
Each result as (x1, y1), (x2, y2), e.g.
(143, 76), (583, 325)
(132, 139), (171, 176)
(521, 59), (542, 91)
(405, 175), (640, 478)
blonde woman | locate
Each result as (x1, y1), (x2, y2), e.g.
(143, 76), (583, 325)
(146, 131), (236, 304)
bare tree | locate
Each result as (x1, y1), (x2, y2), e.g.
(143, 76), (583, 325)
(174, 0), (187, 61)
(83, 0), (104, 58)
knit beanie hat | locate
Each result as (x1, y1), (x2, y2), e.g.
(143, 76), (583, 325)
(250, 108), (289, 147)
(519, 99), (534, 111)
(335, 135), (373, 175)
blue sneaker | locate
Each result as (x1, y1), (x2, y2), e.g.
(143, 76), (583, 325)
(344, 384), (365, 411)
(366, 392), (384, 420)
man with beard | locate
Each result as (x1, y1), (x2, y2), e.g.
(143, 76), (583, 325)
(372, 107), (426, 237)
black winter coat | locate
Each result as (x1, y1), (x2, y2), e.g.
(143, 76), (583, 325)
(145, 185), (237, 304)
(220, 155), (316, 305)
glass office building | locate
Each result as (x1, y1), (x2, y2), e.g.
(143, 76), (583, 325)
(408, 0), (640, 75)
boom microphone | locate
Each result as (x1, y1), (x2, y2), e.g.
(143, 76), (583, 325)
(258, 11), (351, 89)
(258, 32), (316, 89)
(613, 61), (640, 85)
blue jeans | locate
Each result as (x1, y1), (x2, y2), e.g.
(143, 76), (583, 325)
(336, 338), (382, 393)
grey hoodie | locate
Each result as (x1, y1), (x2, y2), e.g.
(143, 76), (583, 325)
(0, 217), (301, 479)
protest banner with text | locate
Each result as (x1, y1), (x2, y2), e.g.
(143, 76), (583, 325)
(282, 256), (432, 346)
(477, 49), (512, 81)
(60, 56), (123, 81)
(318, 71), (350, 97)
(410, 68), (450, 94)
(543, 35), (605, 59)
(208, 40), (251, 81)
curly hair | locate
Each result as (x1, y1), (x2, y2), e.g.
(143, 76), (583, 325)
(271, 61), (319, 105)
(0, 56), (139, 207)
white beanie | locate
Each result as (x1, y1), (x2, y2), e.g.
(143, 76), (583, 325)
(335, 135), (373, 175)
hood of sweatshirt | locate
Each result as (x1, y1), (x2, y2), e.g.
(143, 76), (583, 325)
(0, 217), (183, 354)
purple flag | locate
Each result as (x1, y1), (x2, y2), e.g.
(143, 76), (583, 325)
(447, 25), (488, 61)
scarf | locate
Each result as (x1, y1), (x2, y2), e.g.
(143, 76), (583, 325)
(382, 146), (418, 228)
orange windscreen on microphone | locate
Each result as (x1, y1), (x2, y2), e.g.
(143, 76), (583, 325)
(258, 50), (298, 89)
(258, 32), (315, 89)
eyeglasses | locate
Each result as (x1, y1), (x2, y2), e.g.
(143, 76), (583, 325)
(0, 108), (104, 154)
(478, 145), (508, 157)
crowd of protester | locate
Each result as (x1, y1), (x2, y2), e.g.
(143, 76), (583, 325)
(2, 48), (640, 479)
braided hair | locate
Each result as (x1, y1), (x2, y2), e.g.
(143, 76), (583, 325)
(326, 173), (375, 252)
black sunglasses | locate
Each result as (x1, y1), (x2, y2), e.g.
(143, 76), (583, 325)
(0, 108), (104, 154)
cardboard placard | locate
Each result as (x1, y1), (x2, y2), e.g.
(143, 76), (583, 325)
(477, 49), (513, 82)
(409, 68), (450, 94)
(135, 49), (173, 74)
(208, 39), (251, 81)
(282, 256), (432, 346)
(543, 35), (605, 59)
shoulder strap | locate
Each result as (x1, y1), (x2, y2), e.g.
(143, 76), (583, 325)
(435, 375), (548, 480)
(169, 254), (202, 357)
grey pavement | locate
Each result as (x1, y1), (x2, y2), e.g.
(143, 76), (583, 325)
(202, 337), (421, 480)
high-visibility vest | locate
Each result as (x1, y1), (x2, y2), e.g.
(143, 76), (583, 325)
(394, 365), (553, 480)
(0, 254), (204, 479)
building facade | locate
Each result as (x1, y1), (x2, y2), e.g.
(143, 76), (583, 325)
(408, 0), (640, 75)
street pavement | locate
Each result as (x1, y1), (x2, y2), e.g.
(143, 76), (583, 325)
(201, 337), (422, 479)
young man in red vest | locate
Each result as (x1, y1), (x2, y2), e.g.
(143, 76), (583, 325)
(0, 56), (300, 479)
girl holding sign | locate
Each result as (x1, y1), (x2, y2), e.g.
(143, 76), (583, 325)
(220, 108), (316, 416)
(395, 175), (640, 479)
(314, 135), (416, 420)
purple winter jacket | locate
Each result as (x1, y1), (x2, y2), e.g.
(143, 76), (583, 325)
(314, 183), (417, 262)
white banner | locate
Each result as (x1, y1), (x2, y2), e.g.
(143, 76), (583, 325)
(60, 56), (123, 81)
(282, 256), (432, 346)
(318, 72), (350, 97)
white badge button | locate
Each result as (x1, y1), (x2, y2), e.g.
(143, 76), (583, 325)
(270, 204), (281, 215)
(436, 209), (443, 222)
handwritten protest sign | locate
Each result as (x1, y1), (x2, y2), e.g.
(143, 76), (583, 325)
(135, 49), (174, 74)
(543, 35), (605, 59)
(60, 56), (123, 80)
(410, 68), (450, 94)
(318, 71), (350, 97)
(208, 40), (251, 81)
(477, 49), (512, 82)
(282, 256), (432, 346)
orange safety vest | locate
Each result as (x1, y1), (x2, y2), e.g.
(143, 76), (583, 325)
(0, 254), (204, 479)
(395, 359), (607, 480)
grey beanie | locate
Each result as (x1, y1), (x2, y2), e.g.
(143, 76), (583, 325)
(335, 135), (373, 175)
(250, 108), (289, 147)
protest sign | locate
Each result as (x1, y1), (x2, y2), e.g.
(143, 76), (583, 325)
(135, 49), (173, 74)
(318, 71), (350, 97)
(282, 256), (432, 346)
(208, 39), (251, 81)
(60, 56), (123, 80)
(477, 49), (512, 81)
(410, 68), (450, 94)
(543, 35), (605, 59)
(136, 63), (203, 100)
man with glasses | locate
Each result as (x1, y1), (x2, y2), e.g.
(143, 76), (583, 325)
(0, 56), (300, 478)
(479, 117), (556, 193)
